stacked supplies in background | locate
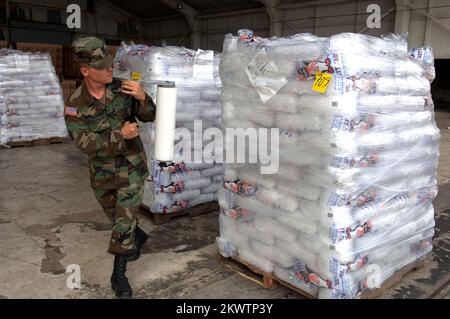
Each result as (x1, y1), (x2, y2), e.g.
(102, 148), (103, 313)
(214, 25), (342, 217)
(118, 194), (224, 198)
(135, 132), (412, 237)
(217, 30), (439, 298)
(0, 49), (68, 145)
(113, 44), (223, 213)
(16, 42), (63, 77)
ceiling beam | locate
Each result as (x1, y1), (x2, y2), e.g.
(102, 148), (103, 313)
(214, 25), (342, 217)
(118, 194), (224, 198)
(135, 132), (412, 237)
(158, 0), (201, 49)
(158, 0), (199, 26)
(197, 7), (265, 20)
(406, 0), (450, 33)
(204, 0), (224, 12)
(259, 0), (282, 36)
(97, 0), (137, 20)
(278, 0), (354, 10)
(142, 14), (184, 23)
(394, 0), (410, 34)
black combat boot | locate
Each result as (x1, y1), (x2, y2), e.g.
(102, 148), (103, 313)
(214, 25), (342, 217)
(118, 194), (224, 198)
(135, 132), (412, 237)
(127, 225), (149, 262)
(111, 254), (133, 299)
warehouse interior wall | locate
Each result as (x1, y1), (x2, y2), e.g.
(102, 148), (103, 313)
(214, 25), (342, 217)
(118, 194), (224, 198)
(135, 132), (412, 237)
(142, 0), (396, 52)
(198, 9), (269, 50)
(142, 16), (191, 48)
(0, 0), (448, 55)
(142, 8), (269, 51)
(1, 0), (143, 45)
(141, 0), (450, 55)
(396, 0), (450, 59)
(278, 0), (396, 37)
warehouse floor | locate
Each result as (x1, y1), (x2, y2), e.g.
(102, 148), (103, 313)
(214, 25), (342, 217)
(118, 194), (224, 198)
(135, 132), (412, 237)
(0, 109), (449, 299)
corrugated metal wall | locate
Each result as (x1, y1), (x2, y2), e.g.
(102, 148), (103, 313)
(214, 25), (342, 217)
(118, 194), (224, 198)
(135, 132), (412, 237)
(403, 0), (450, 59)
(142, 9), (269, 50)
(5, 0), (450, 57)
(142, 17), (190, 47)
(7, 0), (137, 44)
(143, 0), (399, 52)
(198, 10), (269, 50)
(280, 0), (396, 37)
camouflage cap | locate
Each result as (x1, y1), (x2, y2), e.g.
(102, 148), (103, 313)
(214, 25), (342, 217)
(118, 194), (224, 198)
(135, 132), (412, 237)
(72, 36), (114, 69)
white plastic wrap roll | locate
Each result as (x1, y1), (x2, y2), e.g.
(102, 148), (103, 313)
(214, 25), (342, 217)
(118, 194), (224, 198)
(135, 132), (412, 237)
(154, 85), (177, 161)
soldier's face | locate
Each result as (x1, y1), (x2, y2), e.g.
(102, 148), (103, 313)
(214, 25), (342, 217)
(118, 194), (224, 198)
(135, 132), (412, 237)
(81, 65), (113, 84)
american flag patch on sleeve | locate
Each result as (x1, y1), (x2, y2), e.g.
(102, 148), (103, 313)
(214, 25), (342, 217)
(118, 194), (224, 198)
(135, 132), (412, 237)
(64, 106), (78, 116)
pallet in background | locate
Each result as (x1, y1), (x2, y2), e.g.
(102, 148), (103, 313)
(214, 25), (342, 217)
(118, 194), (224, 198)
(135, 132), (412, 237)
(140, 201), (220, 225)
(220, 253), (428, 299)
(1, 137), (70, 149)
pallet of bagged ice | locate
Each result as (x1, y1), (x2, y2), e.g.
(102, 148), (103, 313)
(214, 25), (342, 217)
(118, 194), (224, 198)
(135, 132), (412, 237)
(217, 31), (438, 299)
(113, 44), (223, 213)
(0, 49), (67, 145)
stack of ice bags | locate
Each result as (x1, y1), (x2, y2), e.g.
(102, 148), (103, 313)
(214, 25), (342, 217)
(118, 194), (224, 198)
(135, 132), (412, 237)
(113, 44), (223, 213)
(0, 49), (67, 145)
(217, 31), (439, 298)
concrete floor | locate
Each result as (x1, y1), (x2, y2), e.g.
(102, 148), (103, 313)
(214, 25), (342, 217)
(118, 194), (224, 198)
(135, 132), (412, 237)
(0, 110), (449, 299)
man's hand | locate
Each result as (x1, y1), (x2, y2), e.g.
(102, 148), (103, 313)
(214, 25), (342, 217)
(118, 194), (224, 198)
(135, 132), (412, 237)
(121, 121), (139, 140)
(121, 80), (146, 102)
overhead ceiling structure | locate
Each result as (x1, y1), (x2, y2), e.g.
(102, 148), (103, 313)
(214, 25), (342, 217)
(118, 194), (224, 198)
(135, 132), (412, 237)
(104, 0), (267, 20)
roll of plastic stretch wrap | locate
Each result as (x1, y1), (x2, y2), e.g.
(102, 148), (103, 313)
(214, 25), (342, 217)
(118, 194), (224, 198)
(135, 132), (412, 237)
(154, 85), (177, 162)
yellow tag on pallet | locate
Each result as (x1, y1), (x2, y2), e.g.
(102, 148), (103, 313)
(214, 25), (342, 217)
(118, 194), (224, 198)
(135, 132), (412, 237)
(312, 72), (332, 94)
(131, 71), (142, 81)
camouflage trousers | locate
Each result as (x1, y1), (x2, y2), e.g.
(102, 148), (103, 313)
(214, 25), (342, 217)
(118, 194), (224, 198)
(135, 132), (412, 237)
(92, 165), (144, 255)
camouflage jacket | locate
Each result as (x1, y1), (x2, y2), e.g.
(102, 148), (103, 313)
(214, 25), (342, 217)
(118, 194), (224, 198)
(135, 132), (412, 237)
(64, 82), (156, 189)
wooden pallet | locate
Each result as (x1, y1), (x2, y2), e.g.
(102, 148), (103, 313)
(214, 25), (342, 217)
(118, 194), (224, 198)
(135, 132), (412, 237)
(140, 201), (220, 225)
(220, 253), (428, 299)
(1, 137), (70, 149)
(219, 254), (280, 289)
(359, 257), (427, 299)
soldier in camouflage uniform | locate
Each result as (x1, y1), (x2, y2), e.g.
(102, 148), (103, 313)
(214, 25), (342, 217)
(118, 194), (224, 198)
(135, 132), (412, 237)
(64, 36), (156, 298)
